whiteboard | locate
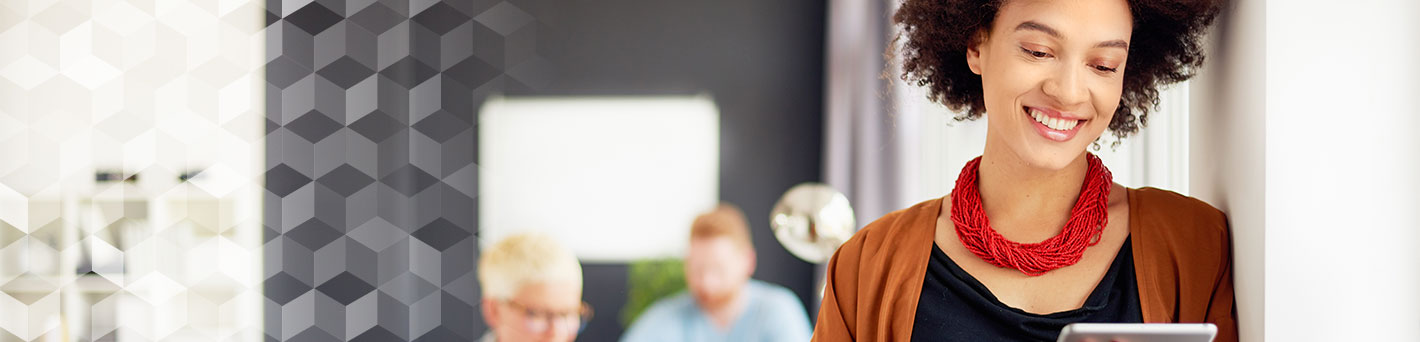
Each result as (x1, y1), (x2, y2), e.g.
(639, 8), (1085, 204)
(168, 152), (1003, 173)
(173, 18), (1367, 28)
(478, 95), (719, 262)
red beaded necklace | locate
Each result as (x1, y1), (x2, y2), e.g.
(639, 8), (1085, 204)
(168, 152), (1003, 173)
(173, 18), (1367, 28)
(950, 153), (1112, 276)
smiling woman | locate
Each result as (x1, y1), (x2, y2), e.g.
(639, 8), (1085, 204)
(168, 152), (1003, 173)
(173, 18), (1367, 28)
(812, 0), (1230, 341)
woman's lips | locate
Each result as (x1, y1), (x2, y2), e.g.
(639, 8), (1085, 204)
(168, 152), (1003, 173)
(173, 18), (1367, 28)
(1024, 106), (1084, 142)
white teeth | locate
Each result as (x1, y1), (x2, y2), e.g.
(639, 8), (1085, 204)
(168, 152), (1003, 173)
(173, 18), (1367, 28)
(1028, 108), (1079, 131)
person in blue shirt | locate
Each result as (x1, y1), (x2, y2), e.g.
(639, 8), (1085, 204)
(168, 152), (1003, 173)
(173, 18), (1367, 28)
(621, 203), (813, 342)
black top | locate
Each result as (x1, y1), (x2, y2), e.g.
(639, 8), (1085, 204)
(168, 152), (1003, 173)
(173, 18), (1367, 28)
(911, 237), (1143, 341)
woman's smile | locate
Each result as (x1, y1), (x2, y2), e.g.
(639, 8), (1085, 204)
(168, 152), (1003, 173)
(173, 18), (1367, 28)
(1024, 105), (1087, 142)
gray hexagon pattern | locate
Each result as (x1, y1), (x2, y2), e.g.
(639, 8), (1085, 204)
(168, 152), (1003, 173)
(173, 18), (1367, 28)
(265, 0), (524, 340)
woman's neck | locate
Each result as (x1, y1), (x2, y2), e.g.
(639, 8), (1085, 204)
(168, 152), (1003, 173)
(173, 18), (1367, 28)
(975, 144), (1088, 242)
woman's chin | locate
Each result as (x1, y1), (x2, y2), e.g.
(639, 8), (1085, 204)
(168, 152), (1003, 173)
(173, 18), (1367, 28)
(987, 129), (1099, 171)
(1011, 143), (1090, 171)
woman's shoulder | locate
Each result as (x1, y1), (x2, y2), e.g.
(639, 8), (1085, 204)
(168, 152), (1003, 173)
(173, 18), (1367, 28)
(817, 198), (941, 340)
(1128, 187), (1232, 268)
(1130, 187), (1228, 236)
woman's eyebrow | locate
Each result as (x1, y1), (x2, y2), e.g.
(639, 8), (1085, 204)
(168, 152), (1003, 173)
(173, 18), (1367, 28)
(1096, 40), (1129, 50)
(1014, 21), (1060, 38)
(1015, 20), (1129, 50)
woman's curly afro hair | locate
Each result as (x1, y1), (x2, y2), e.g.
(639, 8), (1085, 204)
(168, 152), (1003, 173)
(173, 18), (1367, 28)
(893, 0), (1222, 139)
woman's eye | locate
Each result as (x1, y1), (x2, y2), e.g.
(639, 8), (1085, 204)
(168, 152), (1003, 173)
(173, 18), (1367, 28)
(1021, 47), (1051, 59)
(1093, 65), (1118, 73)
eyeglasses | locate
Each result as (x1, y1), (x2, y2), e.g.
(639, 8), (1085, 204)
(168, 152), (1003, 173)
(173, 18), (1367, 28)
(503, 300), (594, 335)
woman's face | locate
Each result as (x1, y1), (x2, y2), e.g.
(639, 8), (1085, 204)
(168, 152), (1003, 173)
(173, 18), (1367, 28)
(967, 0), (1133, 170)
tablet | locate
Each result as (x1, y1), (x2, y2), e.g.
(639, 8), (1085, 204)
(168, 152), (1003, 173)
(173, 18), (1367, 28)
(1056, 323), (1217, 342)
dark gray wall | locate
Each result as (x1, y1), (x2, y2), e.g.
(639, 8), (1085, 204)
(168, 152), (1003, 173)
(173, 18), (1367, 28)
(266, 0), (824, 340)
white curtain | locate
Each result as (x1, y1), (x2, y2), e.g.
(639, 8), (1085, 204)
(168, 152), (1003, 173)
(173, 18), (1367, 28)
(823, 0), (917, 228)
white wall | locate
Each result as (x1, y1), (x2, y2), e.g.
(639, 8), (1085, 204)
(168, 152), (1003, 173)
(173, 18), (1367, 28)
(1188, 0), (1266, 340)
(1193, 0), (1420, 340)
(1265, 0), (1420, 340)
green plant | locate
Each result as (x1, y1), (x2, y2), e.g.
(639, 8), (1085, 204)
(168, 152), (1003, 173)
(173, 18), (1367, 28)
(620, 258), (687, 328)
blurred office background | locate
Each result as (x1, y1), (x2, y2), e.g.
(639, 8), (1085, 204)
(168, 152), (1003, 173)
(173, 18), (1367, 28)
(261, 0), (824, 341)
(0, 0), (1417, 341)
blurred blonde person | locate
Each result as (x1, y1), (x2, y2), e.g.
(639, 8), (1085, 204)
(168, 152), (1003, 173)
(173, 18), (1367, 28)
(479, 233), (591, 342)
(621, 204), (812, 342)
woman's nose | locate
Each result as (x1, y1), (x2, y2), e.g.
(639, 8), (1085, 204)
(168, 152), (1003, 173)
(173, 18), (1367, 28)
(1042, 64), (1088, 108)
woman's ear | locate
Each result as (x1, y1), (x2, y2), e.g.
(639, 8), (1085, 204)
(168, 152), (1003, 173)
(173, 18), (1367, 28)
(966, 31), (988, 75)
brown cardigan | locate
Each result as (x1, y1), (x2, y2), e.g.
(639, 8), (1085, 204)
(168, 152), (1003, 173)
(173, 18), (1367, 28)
(812, 187), (1237, 341)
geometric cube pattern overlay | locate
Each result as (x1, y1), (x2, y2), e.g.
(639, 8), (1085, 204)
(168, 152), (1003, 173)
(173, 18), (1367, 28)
(266, 0), (531, 340)
(0, 0), (267, 341)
